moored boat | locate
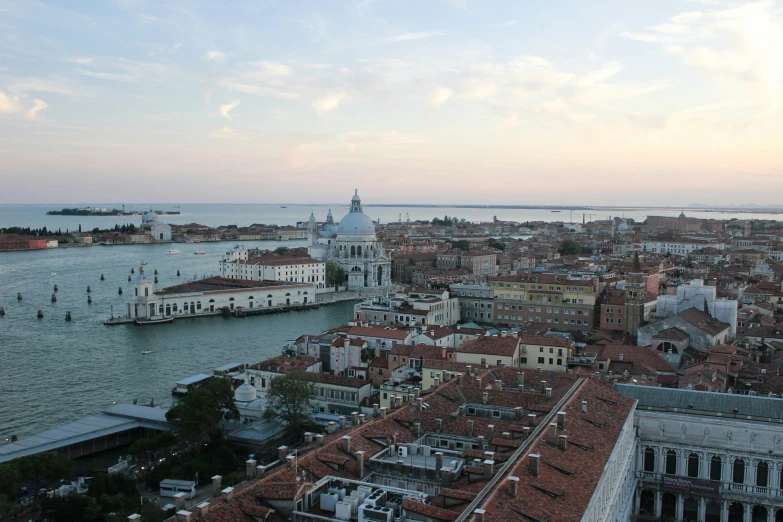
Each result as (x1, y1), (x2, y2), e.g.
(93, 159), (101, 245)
(134, 316), (174, 326)
(166, 249), (181, 255)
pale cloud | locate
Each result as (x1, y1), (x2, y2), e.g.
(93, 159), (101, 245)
(220, 99), (240, 120)
(381, 30), (446, 43)
(209, 126), (250, 140)
(312, 92), (346, 114)
(0, 91), (21, 113)
(8, 77), (75, 95)
(489, 20), (518, 28)
(205, 50), (225, 61)
(429, 86), (453, 108)
(67, 57), (94, 64)
(245, 60), (292, 78)
(26, 99), (48, 120)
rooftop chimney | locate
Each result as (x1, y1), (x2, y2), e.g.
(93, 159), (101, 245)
(440, 466), (453, 487)
(315, 434), (325, 446)
(128, 515), (141, 522)
(222, 487), (234, 503)
(528, 413), (537, 427)
(380, 406), (388, 418)
(415, 422), (422, 437)
(467, 419), (474, 437)
(278, 446), (289, 462)
(196, 503), (210, 517)
(174, 492), (186, 510)
(327, 421), (337, 434)
(508, 476), (520, 497)
(559, 435), (568, 452)
(523, 426), (530, 439)
(476, 377), (482, 389)
(494, 379), (502, 391)
(474, 509), (486, 522)
(342, 435), (351, 454)
(373, 403), (379, 417)
(477, 435), (486, 449)
(487, 424), (495, 441)
(246, 459), (257, 479)
(416, 397), (423, 409)
(435, 451), (443, 471)
(549, 423), (557, 445)
(501, 331), (507, 337)
(177, 511), (192, 522)
(356, 450), (365, 478)
(483, 459), (494, 478)
(457, 373), (463, 385)
(545, 387), (552, 400)
(581, 400), (588, 414)
(211, 475), (222, 496)
(541, 380), (547, 392)
(359, 413), (366, 424)
(435, 418), (443, 433)
(352, 411), (359, 425)
(619, 353), (624, 361)
(339, 416), (346, 429)
(286, 455), (295, 468)
(433, 376), (440, 388)
(517, 372), (525, 386)
(482, 392), (489, 404)
(304, 432), (313, 444)
(529, 454), (540, 477)
(557, 411), (566, 430)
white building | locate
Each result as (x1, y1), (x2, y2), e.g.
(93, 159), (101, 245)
(307, 190), (392, 290)
(127, 265), (315, 319)
(353, 289), (461, 327)
(656, 280), (738, 336)
(617, 384), (783, 522)
(139, 211), (172, 242)
(643, 239), (725, 257)
(219, 249), (326, 290)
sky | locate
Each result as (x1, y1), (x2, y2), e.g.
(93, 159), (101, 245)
(0, 0), (782, 206)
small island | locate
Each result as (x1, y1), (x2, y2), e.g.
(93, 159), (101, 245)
(46, 207), (181, 216)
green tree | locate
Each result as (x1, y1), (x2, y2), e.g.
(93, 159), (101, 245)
(166, 390), (222, 454)
(558, 239), (582, 256)
(16, 451), (75, 504)
(325, 261), (346, 286)
(0, 462), (21, 518)
(488, 238), (506, 250)
(448, 239), (470, 251)
(128, 437), (157, 458)
(200, 378), (240, 421)
(274, 247), (290, 255)
(263, 371), (317, 435)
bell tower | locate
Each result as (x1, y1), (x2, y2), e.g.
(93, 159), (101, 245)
(624, 252), (645, 336)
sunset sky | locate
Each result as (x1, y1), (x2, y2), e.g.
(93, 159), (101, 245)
(1, 0), (781, 205)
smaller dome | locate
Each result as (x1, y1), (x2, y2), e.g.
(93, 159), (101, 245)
(309, 212), (315, 223)
(351, 189), (361, 203)
(235, 383), (257, 402)
(144, 211), (158, 223)
(618, 219), (628, 231)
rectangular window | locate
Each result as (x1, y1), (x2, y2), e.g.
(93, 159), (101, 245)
(557, 359), (562, 366)
(481, 358), (487, 364)
(549, 358), (553, 365)
(538, 357), (545, 364)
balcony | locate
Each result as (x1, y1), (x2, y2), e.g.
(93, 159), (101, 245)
(636, 471), (783, 499)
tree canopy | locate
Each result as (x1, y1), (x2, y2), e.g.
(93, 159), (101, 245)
(263, 371), (317, 434)
(325, 261), (346, 286)
(166, 378), (238, 454)
(487, 238), (506, 250)
(448, 239), (470, 251)
(558, 239), (583, 256)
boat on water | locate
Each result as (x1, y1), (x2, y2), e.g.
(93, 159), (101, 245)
(141, 350), (153, 355)
(134, 316), (174, 326)
(166, 249), (181, 255)
(194, 250), (206, 255)
(551, 210), (561, 213)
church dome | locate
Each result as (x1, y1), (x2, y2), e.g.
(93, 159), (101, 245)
(618, 219), (628, 231)
(337, 212), (375, 235)
(235, 383), (257, 402)
(336, 189), (375, 235)
(143, 211), (158, 223)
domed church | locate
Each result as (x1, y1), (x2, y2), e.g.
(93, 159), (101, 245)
(307, 190), (392, 290)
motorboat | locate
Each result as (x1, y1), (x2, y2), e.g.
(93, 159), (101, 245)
(194, 250), (206, 255)
(141, 350), (153, 355)
(134, 316), (174, 326)
(166, 249), (181, 255)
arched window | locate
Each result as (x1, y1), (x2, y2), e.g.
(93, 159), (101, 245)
(688, 453), (700, 478)
(733, 458), (745, 484)
(757, 461), (769, 487)
(644, 448), (656, 472)
(196, 301), (201, 310)
(357, 245), (362, 256)
(665, 450), (678, 475)
(658, 341), (679, 354)
(351, 245), (356, 256)
(710, 456), (722, 481)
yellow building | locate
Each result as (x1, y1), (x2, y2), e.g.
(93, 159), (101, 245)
(420, 360), (472, 390)
(455, 334), (521, 367)
(490, 273), (595, 331)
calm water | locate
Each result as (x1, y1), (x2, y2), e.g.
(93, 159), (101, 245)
(1, 204), (781, 231)
(0, 238), (353, 439)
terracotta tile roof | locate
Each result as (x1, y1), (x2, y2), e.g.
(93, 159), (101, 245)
(592, 344), (677, 374)
(676, 308), (730, 336)
(154, 277), (309, 295)
(369, 356), (388, 368)
(403, 498), (460, 521)
(651, 327), (690, 341)
(517, 334), (573, 348)
(457, 336), (519, 357)
(248, 355), (316, 372)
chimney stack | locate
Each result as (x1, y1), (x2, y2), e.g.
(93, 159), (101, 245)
(582, 400), (588, 414)
(483, 459), (494, 478)
(482, 392), (489, 404)
(352, 411), (359, 425)
(523, 427), (530, 439)
(339, 416), (347, 429)
(440, 466), (453, 487)
(327, 421), (337, 434)
(546, 387), (552, 400)
(559, 435), (568, 451)
(246, 459), (257, 479)
(494, 379), (502, 391)
(528, 413), (537, 426)
(315, 434), (324, 446)
(619, 353), (624, 361)
(286, 455), (295, 468)
(457, 373), (463, 385)
(174, 492), (186, 510)
(476, 377), (482, 389)
(176, 511), (192, 522)
(435, 451), (443, 471)
(415, 422), (422, 437)
(487, 424), (495, 441)
(373, 403), (379, 417)
(517, 372), (525, 386)
(222, 487), (234, 503)
(508, 476), (519, 497)
(474, 509), (486, 522)
(541, 380), (547, 392)
(342, 435), (351, 454)
(557, 411), (566, 430)
(128, 515), (141, 522)
(433, 376), (440, 388)
(416, 397), (423, 409)
(196, 502), (210, 517)
(408, 393), (416, 404)
(549, 423), (557, 445)
(529, 454), (540, 477)
(278, 446), (289, 462)
(359, 413), (366, 424)
(477, 435), (486, 449)
(211, 475), (222, 496)
(356, 450), (365, 478)
(380, 406), (387, 419)
(304, 432), (313, 444)
(435, 418), (443, 433)
(467, 419), (474, 437)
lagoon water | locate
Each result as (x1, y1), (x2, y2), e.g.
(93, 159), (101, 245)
(1, 203), (782, 441)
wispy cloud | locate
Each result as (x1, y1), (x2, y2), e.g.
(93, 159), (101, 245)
(489, 20), (518, 28)
(220, 99), (240, 120)
(381, 30), (446, 43)
(26, 99), (48, 120)
(67, 57), (94, 65)
(209, 126), (250, 140)
(429, 86), (453, 108)
(0, 91), (21, 114)
(312, 92), (346, 114)
(205, 50), (225, 61)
